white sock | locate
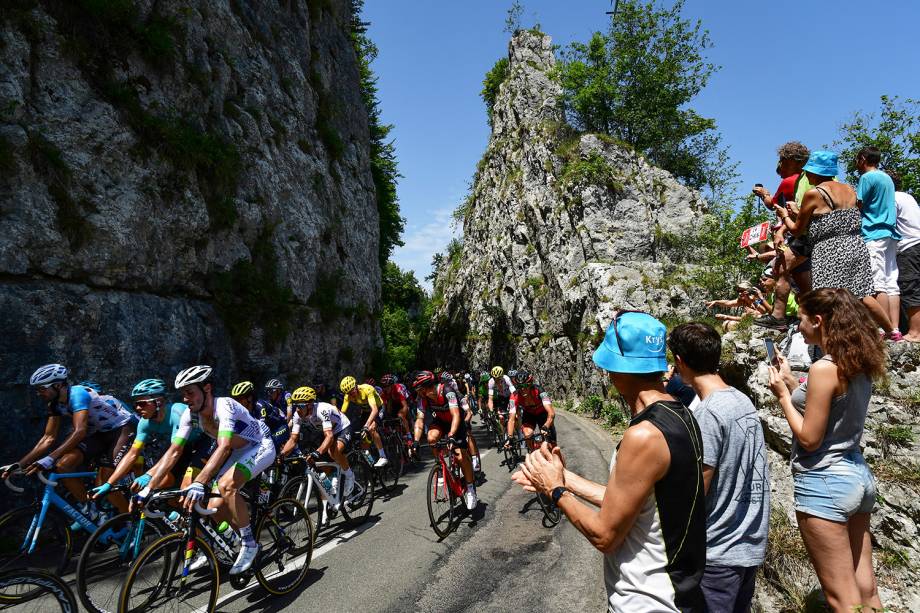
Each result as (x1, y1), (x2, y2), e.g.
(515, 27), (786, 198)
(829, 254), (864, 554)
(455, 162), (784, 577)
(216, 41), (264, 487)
(238, 524), (256, 548)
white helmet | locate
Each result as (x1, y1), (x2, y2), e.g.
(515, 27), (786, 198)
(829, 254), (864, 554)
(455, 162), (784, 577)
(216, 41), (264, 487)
(30, 364), (69, 386)
(174, 365), (213, 389)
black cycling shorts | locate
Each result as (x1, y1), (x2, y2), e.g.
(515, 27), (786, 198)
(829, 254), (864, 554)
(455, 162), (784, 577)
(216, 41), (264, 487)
(521, 411), (557, 443)
(78, 423), (136, 468)
(429, 415), (468, 446)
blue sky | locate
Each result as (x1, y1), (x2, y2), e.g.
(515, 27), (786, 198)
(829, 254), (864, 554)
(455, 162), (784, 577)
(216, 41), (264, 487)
(363, 1), (920, 288)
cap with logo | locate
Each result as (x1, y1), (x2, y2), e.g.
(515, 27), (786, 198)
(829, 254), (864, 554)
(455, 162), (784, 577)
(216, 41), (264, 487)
(592, 311), (668, 374)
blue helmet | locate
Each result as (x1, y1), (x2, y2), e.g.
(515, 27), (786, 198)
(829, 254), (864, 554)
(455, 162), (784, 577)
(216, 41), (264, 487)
(132, 378), (168, 399)
(77, 380), (103, 393)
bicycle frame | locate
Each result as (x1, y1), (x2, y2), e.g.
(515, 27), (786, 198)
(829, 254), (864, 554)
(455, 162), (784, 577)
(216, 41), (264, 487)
(432, 447), (464, 498)
(21, 471), (101, 554)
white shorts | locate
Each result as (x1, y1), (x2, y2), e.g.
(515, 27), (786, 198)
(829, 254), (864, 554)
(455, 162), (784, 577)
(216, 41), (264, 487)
(866, 238), (900, 295)
(215, 428), (276, 484)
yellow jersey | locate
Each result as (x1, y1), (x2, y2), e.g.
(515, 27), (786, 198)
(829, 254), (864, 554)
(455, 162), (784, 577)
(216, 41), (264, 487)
(341, 384), (383, 415)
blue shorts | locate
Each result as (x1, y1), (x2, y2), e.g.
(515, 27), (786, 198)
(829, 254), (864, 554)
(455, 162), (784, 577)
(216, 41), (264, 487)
(793, 451), (876, 522)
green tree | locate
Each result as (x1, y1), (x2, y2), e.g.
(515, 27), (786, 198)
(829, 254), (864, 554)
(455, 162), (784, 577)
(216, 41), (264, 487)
(557, 0), (734, 195)
(379, 261), (429, 373)
(833, 95), (920, 194)
(481, 57), (510, 129)
(351, 0), (405, 265)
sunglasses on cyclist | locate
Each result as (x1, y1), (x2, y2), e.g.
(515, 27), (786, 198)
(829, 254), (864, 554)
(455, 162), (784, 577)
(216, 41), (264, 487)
(134, 398), (159, 407)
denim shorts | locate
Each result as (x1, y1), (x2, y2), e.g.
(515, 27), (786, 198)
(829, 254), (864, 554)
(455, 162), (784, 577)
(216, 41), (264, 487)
(793, 451), (876, 522)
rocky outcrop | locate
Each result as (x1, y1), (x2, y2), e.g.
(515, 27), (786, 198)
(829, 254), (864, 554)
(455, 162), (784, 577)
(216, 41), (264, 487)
(0, 1), (381, 457)
(722, 326), (920, 611)
(425, 30), (704, 396)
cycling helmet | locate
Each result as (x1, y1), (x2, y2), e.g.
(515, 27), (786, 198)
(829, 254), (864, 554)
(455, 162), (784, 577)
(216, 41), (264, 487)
(77, 380), (102, 393)
(380, 374), (395, 386)
(511, 370), (533, 386)
(507, 369), (518, 380)
(132, 378), (167, 398)
(440, 371), (454, 383)
(30, 364), (69, 386)
(365, 377), (376, 386)
(412, 371), (436, 389)
(490, 366), (504, 379)
(174, 365), (213, 389)
(291, 386), (317, 402)
(340, 376), (357, 394)
(264, 378), (284, 390)
(231, 381), (254, 397)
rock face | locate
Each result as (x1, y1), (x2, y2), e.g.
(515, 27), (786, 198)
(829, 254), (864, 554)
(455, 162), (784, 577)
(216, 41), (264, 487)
(0, 1), (380, 458)
(425, 30), (703, 395)
(721, 326), (920, 611)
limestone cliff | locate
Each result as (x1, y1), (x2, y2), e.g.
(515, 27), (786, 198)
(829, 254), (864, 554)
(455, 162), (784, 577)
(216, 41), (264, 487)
(426, 30), (703, 395)
(0, 1), (381, 455)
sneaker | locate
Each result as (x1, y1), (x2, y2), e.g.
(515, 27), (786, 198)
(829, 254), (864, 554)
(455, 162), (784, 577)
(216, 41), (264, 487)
(753, 314), (788, 330)
(343, 472), (355, 497)
(189, 551), (209, 572)
(889, 330), (904, 342)
(463, 487), (478, 511)
(229, 543), (260, 575)
(374, 457), (389, 468)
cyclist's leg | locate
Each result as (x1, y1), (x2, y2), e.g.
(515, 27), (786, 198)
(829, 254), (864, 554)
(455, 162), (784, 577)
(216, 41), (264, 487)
(451, 421), (474, 485)
(397, 405), (413, 442)
(105, 424), (136, 512)
(57, 447), (89, 502)
(521, 421), (536, 451)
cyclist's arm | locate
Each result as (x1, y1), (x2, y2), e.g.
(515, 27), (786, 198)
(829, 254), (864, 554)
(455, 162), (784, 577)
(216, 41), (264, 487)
(448, 406), (460, 439)
(47, 409), (89, 462)
(542, 394), (555, 429)
(487, 379), (495, 411)
(145, 441), (185, 490)
(105, 439), (143, 486)
(280, 431), (299, 457)
(16, 415), (62, 468)
(315, 428), (334, 456)
(413, 404), (425, 442)
(365, 396), (380, 430)
(506, 397), (517, 437)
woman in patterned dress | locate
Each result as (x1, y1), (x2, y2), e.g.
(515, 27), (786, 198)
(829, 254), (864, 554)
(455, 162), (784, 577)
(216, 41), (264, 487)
(775, 151), (893, 333)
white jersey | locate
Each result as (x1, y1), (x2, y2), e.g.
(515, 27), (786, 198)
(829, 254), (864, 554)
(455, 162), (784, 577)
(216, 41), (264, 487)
(292, 402), (350, 436)
(487, 375), (515, 398)
(174, 397), (268, 446)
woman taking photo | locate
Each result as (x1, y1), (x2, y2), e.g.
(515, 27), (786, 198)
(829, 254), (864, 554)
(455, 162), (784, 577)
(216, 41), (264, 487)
(768, 287), (885, 612)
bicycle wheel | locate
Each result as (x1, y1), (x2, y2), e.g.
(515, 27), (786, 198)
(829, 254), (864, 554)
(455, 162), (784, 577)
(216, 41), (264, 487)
(119, 531), (218, 613)
(0, 568), (78, 612)
(76, 511), (169, 613)
(0, 506), (73, 601)
(341, 455), (375, 527)
(378, 435), (401, 494)
(536, 493), (562, 527)
(280, 475), (324, 539)
(425, 464), (456, 538)
(254, 497), (313, 595)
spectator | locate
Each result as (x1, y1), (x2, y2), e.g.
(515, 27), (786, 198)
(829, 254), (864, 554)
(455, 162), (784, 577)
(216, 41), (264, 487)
(767, 288), (885, 613)
(754, 141), (813, 330)
(857, 146), (902, 340)
(669, 323), (770, 613)
(512, 311), (706, 612)
(775, 151), (893, 334)
(888, 169), (920, 341)
(758, 266), (799, 321)
(706, 281), (769, 331)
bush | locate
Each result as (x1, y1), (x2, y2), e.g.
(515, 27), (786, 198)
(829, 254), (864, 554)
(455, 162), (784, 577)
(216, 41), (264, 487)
(481, 57), (510, 128)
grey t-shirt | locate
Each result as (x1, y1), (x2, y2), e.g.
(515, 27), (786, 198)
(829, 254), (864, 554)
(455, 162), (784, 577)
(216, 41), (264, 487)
(695, 387), (770, 567)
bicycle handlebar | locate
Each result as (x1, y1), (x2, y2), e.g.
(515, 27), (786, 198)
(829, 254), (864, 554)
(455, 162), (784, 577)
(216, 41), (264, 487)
(195, 502), (218, 516)
(36, 472), (56, 487)
(3, 471), (24, 493)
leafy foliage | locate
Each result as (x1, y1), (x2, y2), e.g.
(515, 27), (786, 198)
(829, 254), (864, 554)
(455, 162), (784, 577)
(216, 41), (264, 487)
(833, 95), (920, 194)
(504, 1), (524, 34)
(556, 0), (735, 196)
(481, 57), (510, 129)
(378, 261), (429, 373)
(351, 0), (405, 266)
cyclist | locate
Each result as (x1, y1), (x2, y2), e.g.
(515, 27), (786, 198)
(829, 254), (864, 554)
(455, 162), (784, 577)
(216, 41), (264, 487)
(340, 376), (389, 467)
(90, 378), (208, 500)
(506, 370), (556, 451)
(411, 371), (478, 510)
(442, 371), (482, 474)
(2, 364), (136, 513)
(488, 366), (516, 441)
(282, 387), (354, 497)
(264, 378), (292, 423)
(231, 381), (292, 455)
(380, 374), (413, 445)
(139, 365), (275, 575)
(477, 372), (490, 420)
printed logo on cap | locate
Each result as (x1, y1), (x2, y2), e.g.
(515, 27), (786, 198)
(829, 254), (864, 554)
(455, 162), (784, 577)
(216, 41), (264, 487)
(645, 334), (665, 352)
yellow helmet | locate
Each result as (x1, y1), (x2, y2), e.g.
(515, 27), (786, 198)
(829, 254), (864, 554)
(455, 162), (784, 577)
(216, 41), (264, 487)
(490, 366), (504, 379)
(340, 376), (357, 394)
(291, 386), (317, 403)
(230, 380), (254, 397)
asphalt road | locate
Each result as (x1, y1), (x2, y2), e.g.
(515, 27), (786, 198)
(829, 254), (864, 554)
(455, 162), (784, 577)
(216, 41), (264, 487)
(217, 409), (614, 613)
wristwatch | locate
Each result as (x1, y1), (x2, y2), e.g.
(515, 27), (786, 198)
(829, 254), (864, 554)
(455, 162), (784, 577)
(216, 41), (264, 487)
(551, 486), (568, 505)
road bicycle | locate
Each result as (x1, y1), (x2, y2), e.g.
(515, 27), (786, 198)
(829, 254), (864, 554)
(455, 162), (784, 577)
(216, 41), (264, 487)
(119, 485), (313, 612)
(279, 453), (374, 539)
(380, 417), (412, 475)
(353, 428), (400, 495)
(424, 440), (469, 539)
(0, 568), (79, 612)
(0, 469), (129, 602)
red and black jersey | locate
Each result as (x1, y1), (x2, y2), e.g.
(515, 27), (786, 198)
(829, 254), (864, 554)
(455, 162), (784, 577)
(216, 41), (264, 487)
(511, 385), (551, 416)
(417, 383), (461, 420)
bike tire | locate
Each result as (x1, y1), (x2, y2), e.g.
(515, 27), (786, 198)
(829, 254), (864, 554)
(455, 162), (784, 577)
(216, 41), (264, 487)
(425, 464), (456, 539)
(379, 435), (401, 494)
(0, 568), (79, 612)
(76, 511), (169, 613)
(0, 505), (73, 602)
(341, 453), (375, 527)
(254, 497), (313, 595)
(118, 531), (219, 613)
(279, 475), (324, 540)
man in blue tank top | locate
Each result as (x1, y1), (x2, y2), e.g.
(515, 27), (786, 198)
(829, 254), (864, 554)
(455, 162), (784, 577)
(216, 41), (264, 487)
(513, 312), (706, 612)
